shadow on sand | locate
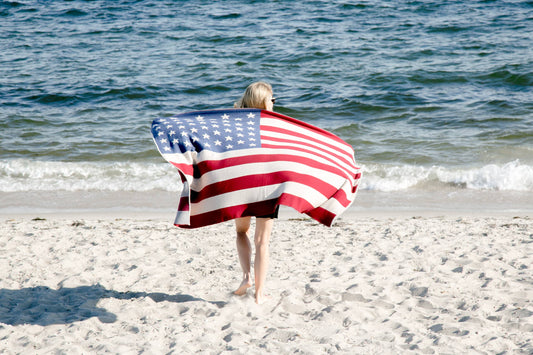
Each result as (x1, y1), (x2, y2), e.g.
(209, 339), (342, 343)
(0, 284), (226, 326)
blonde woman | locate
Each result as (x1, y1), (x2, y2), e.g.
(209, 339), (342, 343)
(233, 81), (277, 304)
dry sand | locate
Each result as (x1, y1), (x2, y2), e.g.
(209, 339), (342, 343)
(0, 212), (531, 354)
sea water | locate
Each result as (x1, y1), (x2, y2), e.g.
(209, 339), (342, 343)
(1, 0), (532, 213)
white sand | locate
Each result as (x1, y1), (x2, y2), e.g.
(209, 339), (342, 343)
(0, 212), (531, 354)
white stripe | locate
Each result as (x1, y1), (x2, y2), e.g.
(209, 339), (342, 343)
(174, 210), (190, 225)
(174, 180), (191, 225)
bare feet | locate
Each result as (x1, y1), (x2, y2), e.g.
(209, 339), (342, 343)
(234, 278), (252, 295)
(255, 292), (272, 304)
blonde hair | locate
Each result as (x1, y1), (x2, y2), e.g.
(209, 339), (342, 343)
(234, 82), (272, 109)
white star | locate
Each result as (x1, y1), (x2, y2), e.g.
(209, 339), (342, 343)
(212, 124), (219, 128)
(226, 144), (233, 149)
(247, 120), (254, 125)
(172, 139), (179, 144)
(166, 125), (172, 129)
(169, 130), (176, 136)
(164, 146), (171, 151)
(235, 117), (242, 121)
(247, 113), (255, 118)
(250, 143), (256, 146)
(179, 125), (185, 129)
(249, 138), (256, 141)
(237, 133), (244, 137)
(202, 125), (209, 130)
(221, 114), (230, 120)
(249, 132), (255, 136)
(203, 134), (210, 139)
(191, 128), (198, 133)
(184, 141), (192, 147)
(225, 136), (232, 141)
(196, 115), (204, 120)
(236, 127), (243, 131)
(213, 130), (221, 135)
(158, 132), (165, 136)
(192, 136), (199, 142)
(160, 138), (168, 143)
(214, 140), (222, 146)
(237, 140), (245, 144)
(205, 142), (211, 147)
(181, 131), (188, 136)
(225, 128), (232, 133)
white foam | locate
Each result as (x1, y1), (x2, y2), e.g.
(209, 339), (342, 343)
(435, 160), (533, 191)
(1, 159), (532, 193)
(360, 160), (533, 192)
(0, 159), (182, 192)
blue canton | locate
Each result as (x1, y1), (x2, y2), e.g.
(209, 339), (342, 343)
(152, 110), (261, 154)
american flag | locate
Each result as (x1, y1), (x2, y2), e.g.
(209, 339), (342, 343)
(151, 109), (361, 228)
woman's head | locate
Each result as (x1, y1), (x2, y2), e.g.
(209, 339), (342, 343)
(235, 81), (274, 110)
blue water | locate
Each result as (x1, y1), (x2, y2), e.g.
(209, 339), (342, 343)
(1, 0), (532, 207)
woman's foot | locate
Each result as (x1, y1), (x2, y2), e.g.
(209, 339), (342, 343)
(255, 291), (272, 304)
(234, 277), (252, 295)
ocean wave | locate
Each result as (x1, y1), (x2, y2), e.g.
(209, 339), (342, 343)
(1, 159), (532, 193)
(362, 160), (533, 192)
(0, 160), (181, 193)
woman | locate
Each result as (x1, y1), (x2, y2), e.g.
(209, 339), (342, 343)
(233, 81), (277, 304)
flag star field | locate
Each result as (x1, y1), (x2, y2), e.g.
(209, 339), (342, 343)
(152, 111), (261, 154)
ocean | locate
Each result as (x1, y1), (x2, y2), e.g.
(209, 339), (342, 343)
(1, 0), (532, 214)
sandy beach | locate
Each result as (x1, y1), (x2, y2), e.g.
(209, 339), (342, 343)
(0, 211), (531, 354)
(3, 0), (533, 353)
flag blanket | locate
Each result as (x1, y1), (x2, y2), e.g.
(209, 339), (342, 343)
(151, 109), (361, 228)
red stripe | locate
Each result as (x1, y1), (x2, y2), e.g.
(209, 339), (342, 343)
(189, 171), (352, 207)
(277, 192), (315, 212)
(170, 162), (194, 176)
(305, 207), (336, 227)
(177, 196), (189, 211)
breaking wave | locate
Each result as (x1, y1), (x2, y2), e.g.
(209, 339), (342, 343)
(1, 159), (532, 193)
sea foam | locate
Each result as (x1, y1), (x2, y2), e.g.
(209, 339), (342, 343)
(0, 160), (180, 193)
(1, 159), (532, 193)
(361, 160), (533, 192)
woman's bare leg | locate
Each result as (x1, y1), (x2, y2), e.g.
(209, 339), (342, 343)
(254, 217), (273, 304)
(234, 217), (252, 295)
